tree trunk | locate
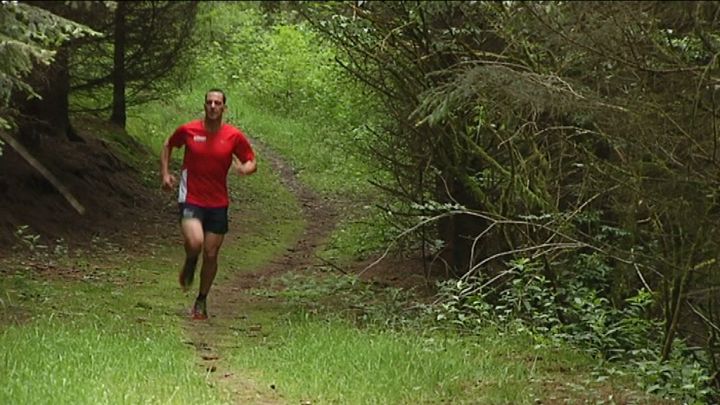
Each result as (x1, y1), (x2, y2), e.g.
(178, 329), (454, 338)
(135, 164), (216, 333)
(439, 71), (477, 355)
(110, 1), (127, 128)
(17, 45), (82, 144)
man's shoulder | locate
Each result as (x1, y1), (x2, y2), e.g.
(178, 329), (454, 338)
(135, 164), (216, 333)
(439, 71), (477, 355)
(221, 123), (247, 137)
(182, 119), (204, 130)
(173, 119), (203, 134)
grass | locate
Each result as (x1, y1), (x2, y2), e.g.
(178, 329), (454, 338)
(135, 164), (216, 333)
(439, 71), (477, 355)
(227, 98), (372, 197)
(1, 316), (217, 404)
(222, 91), (391, 265)
(0, 118), (304, 404)
(0, 257), (664, 405)
(230, 272), (661, 405)
(0, 259), (220, 405)
(230, 315), (540, 404)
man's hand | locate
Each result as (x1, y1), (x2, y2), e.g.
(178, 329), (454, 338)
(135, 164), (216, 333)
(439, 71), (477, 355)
(162, 173), (177, 191)
(233, 157), (257, 176)
(160, 140), (177, 191)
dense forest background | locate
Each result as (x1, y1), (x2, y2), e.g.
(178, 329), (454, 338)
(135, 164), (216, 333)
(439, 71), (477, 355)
(2, 1), (720, 402)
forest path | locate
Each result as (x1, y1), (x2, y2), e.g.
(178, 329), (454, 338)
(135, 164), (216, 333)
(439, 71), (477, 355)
(182, 144), (339, 403)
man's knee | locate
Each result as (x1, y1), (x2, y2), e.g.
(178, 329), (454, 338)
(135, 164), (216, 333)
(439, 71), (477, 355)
(203, 247), (220, 261)
(185, 239), (203, 255)
(203, 233), (224, 261)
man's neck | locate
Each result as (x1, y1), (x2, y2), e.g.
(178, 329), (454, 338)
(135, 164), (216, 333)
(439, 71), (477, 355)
(204, 118), (222, 133)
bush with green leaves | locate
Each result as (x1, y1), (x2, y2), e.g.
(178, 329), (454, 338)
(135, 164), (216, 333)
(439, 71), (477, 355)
(430, 215), (660, 365)
(433, 254), (716, 402)
(631, 345), (715, 404)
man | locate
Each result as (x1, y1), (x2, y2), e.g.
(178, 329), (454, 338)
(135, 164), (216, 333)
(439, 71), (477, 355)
(160, 88), (257, 320)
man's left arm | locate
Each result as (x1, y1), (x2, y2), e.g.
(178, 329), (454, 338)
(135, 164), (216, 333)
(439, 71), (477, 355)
(233, 156), (256, 176)
(232, 131), (257, 176)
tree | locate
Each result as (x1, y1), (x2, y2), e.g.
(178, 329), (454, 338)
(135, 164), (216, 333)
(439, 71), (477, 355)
(0, 1), (96, 213)
(301, 2), (511, 271)
(304, 1), (720, 391)
(0, 1), (96, 136)
(70, 1), (198, 128)
(17, 1), (197, 133)
(109, 1), (127, 127)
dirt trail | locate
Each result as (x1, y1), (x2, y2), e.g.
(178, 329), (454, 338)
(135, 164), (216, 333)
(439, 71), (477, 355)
(182, 144), (339, 403)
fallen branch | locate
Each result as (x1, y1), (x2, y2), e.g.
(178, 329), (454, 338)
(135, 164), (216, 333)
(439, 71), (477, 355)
(0, 130), (85, 215)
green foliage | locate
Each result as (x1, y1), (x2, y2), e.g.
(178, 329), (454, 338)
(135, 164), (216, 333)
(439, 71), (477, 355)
(0, 2), (97, 129)
(195, 2), (376, 129)
(495, 258), (561, 332)
(302, 2), (720, 398)
(433, 254), (716, 403)
(631, 346), (715, 404)
(69, 1), (198, 116)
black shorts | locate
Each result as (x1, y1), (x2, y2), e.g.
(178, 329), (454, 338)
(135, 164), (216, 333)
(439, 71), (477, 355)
(178, 203), (229, 234)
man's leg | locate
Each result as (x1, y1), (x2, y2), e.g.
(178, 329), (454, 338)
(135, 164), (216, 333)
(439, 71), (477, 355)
(180, 218), (204, 290)
(192, 232), (224, 320)
(199, 232), (225, 296)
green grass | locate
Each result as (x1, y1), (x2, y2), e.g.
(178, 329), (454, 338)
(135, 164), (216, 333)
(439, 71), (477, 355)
(230, 316), (525, 404)
(227, 98), (371, 197)
(226, 310), (656, 405)
(0, 123), (304, 404)
(228, 270), (662, 404)
(123, 92), (195, 153)
(1, 316), (217, 404)
(226, 95), (392, 264)
(0, 260), (219, 405)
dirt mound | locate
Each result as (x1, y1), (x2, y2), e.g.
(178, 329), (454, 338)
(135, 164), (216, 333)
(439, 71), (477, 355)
(0, 117), (175, 256)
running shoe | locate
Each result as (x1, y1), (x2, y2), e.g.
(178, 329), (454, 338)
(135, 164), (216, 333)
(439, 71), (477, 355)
(192, 299), (208, 320)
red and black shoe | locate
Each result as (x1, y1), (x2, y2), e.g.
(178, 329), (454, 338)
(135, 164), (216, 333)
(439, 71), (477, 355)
(191, 299), (208, 320)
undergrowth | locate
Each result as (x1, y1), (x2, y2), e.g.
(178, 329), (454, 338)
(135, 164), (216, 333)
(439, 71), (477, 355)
(432, 255), (716, 404)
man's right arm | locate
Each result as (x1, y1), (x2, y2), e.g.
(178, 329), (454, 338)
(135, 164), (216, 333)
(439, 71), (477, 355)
(161, 138), (177, 191)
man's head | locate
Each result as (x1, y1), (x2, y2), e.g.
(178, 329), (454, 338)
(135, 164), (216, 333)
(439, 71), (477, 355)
(204, 88), (227, 121)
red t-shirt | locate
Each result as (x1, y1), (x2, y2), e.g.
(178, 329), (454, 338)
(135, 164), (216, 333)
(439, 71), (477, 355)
(168, 120), (255, 208)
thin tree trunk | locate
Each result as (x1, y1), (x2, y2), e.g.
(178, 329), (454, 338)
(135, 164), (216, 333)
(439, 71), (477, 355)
(110, 2), (127, 128)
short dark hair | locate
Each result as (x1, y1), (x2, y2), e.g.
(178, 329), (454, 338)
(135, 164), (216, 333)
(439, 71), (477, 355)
(205, 88), (226, 104)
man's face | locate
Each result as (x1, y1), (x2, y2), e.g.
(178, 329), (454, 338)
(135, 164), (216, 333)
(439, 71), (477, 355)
(204, 92), (225, 120)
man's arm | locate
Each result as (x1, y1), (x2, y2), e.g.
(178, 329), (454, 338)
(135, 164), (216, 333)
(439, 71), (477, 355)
(233, 156), (257, 176)
(161, 138), (177, 190)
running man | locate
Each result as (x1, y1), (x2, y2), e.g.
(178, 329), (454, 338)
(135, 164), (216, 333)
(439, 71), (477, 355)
(160, 88), (257, 320)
